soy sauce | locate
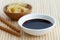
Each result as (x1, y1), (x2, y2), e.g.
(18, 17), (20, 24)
(23, 19), (53, 29)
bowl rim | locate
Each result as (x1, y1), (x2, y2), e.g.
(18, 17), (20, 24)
(18, 13), (56, 31)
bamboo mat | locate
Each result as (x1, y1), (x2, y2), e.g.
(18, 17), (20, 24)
(0, 0), (60, 40)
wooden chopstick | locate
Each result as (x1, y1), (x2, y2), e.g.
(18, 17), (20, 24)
(0, 26), (20, 37)
(0, 16), (20, 33)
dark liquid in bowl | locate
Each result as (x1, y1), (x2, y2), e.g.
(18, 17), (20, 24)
(23, 19), (53, 29)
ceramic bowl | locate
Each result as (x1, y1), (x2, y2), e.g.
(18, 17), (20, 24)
(18, 13), (56, 36)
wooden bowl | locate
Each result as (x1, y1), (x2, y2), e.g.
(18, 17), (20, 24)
(3, 3), (32, 21)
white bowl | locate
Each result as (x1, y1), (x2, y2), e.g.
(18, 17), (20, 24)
(18, 13), (56, 36)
